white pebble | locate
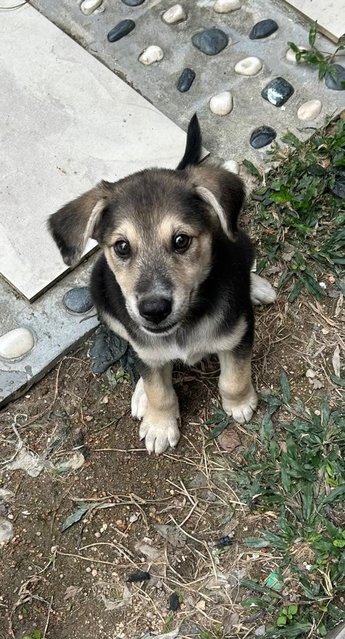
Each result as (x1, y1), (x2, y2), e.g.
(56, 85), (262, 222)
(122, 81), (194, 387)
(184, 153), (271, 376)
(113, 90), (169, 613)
(0, 518), (14, 544)
(209, 91), (233, 116)
(286, 45), (306, 63)
(80, 0), (102, 15)
(139, 45), (164, 65)
(0, 327), (34, 360)
(235, 56), (262, 76)
(297, 99), (322, 122)
(214, 0), (241, 12)
(222, 160), (239, 174)
(162, 4), (187, 24)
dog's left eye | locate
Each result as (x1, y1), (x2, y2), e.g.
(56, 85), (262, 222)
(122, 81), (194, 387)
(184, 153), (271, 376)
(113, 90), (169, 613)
(172, 234), (191, 253)
(114, 240), (131, 258)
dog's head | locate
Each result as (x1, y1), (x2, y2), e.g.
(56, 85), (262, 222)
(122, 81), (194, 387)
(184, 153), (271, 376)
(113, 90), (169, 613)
(49, 165), (244, 336)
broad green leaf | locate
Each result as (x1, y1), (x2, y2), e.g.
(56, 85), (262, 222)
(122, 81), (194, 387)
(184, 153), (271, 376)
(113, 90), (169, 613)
(280, 371), (291, 404)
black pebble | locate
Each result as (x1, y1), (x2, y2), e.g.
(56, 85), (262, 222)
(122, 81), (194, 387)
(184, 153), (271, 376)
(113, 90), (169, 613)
(107, 19), (135, 42)
(177, 68), (195, 92)
(261, 77), (294, 107)
(250, 126), (277, 149)
(63, 287), (93, 314)
(127, 570), (150, 583)
(169, 592), (180, 611)
(331, 170), (345, 198)
(192, 28), (228, 56)
(121, 0), (145, 5)
(215, 534), (234, 549)
(249, 19), (278, 39)
(325, 64), (345, 90)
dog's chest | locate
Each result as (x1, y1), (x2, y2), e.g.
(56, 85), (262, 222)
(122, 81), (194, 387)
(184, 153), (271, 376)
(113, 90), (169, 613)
(133, 316), (246, 367)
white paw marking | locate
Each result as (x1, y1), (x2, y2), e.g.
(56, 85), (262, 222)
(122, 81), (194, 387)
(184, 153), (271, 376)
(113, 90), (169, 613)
(222, 391), (258, 424)
(250, 273), (277, 306)
(131, 377), (147, 420)
(139, 418), (180, 455)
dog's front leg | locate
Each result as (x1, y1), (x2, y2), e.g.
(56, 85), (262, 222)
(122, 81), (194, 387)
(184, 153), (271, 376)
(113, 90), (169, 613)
(131, 363), (180, 455)
(218, 349), (258, 424)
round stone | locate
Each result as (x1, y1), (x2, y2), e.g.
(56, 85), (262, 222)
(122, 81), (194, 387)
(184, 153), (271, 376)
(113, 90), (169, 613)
(297, 99), (322, 121)
(235, 56), (262, 76)
(63, 287), (94, 313)
(249, 19), (278, 39)
(139, 45), (164, 65)
(286, 45), (306, 63)
(0, 327), (34, 360)
(177, 68), (195, 92)
(192, 28), (229, 56)
(209, 91), (233, 115)
(162, 4), (187, 24)
(250, 126), (277, 149)
(325, 64), (345, 90)
(261, 77), (294, 107)
(121, 0), (145, 5)
(214, 0), (241, 13)
(0, 518), (14, 544)
(107, 19), (135, 42)
(80, 0), (103, 15)
(222, 160), (239, 174)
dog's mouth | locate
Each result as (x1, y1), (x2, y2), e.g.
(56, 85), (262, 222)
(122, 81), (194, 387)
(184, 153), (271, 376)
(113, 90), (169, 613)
(140, 321), (179, 336)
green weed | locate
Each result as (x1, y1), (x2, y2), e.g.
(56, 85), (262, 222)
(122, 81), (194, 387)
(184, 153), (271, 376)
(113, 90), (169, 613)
(248, 118), (345, 301)
(288, 24), (345, 82)
(227, 373), (345, 636)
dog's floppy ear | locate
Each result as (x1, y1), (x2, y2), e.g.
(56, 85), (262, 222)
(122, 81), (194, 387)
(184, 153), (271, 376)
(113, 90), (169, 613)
(188, 166), (245, 240)
(48, 181), (112, 266)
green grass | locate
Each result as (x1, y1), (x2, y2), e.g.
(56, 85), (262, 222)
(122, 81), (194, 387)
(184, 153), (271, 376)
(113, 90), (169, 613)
(247, 117), (345, 302)
(224, 374), (345, 638)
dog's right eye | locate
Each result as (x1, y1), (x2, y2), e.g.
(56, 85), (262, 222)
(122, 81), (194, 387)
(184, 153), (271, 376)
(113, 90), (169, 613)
(114, 240), (131, 258)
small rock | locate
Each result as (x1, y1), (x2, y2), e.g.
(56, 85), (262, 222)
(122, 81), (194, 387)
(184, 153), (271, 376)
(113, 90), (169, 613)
(286, 45), (306, 63)
(235, 56), (262, 76)
(121, 0), (145, 5)
(0, 489), (14, 504)
(54, 452), (85, 474)
(139, 45), (164, 65)
(177, 67), (195, 92)
(217, 428), (241, 452)
(249, 19), (278, 39)
(222, 160), (239, 174)
(261, 77), (294, 107)
(156, 524), (186, 547)
(80, 0), (102, 15)
(223, 612), (240, 634)
(214, 0), (241, 12)
(196, 599), (206, 611)
(325, 64), (345, 90)
(250, 126), (277, 149)
(162, 4), (187, 24)
(63, 287), (93, 313)
(297, 99), (322, 121)
(127, 570), (150, 583)
(0, 518), (14, 544)
(192, 27), (229, 56)
(0, 327), (34, 360)
(107, 19), (135, 42)
(255, 626), (266, 637)
(209, 90), (233, 115)
(168, 592), (180, 611)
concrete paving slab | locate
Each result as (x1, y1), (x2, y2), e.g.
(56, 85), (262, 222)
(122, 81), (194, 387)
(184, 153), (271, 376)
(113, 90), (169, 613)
(0, 3), (192, 301)
(284, 0), (345, 44)
(30, 0), (345, 165)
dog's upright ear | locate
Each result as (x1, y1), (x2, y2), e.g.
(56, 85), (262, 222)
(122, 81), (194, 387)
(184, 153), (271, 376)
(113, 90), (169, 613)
(188, 166), (245, 241)
(48, 181), (112, 266)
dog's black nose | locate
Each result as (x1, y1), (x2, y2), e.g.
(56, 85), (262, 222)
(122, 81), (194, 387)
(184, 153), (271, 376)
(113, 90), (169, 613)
(138, 296), (172, 324)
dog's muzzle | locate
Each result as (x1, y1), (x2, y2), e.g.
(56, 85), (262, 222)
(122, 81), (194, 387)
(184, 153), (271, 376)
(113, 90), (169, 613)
(137, 294), (175, 334)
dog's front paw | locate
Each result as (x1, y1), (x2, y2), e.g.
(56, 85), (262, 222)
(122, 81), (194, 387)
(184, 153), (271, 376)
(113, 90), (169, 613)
(251, 273), (276, 306)
(222, 389), (258, 424)
(139, 417), (180, 455)
(131, 377), (147, 420)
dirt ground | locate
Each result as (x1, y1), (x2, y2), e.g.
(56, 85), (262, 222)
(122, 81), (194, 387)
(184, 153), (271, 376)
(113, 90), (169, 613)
(0, 283), (343, 639)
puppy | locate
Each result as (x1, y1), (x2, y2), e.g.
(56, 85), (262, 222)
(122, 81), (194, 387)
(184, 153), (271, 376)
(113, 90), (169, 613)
(49, 115), (276, 454)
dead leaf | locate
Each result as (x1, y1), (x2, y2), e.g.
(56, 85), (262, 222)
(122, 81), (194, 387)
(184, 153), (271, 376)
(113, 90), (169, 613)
(64, 585), (82, 601)
(55, 452), (85, 474)
(309, 378), (324, 389)
(156, 524), (186, 548)
(332, 344), (341, 378)
(217, 428), (241, 453)
(135, 541), (161, 562)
